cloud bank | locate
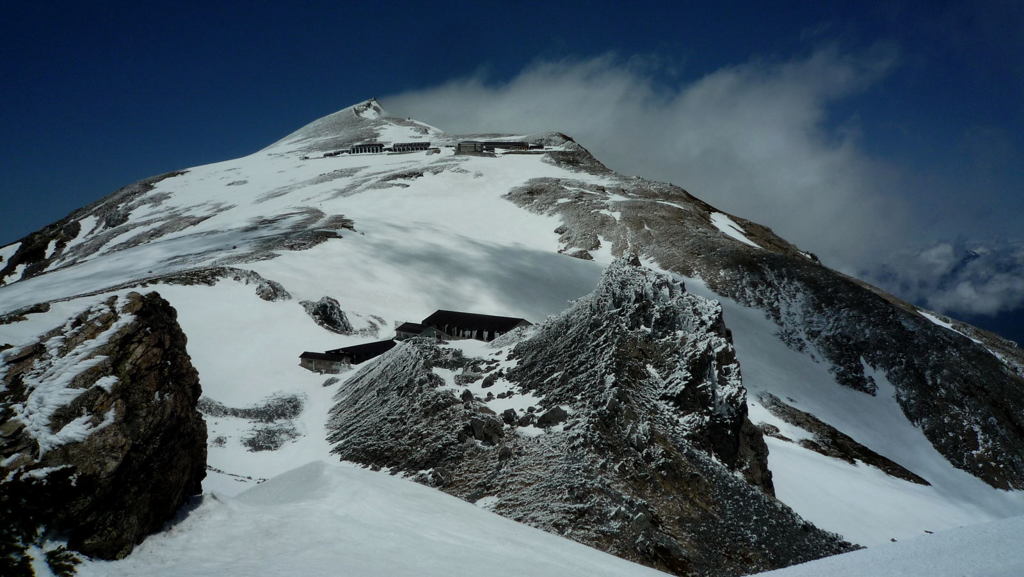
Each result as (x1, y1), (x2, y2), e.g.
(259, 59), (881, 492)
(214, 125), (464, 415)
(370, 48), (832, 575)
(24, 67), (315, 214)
(866, 240), (1024, 316)
(383, 50), (1023, 318)
(384, 50), (902, 271)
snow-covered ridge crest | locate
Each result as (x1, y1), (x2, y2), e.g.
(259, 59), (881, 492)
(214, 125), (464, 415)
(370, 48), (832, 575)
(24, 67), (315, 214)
(268, 97), (444, 153)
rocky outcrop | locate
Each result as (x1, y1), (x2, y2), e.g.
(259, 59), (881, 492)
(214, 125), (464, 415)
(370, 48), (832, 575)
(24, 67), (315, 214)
(300, 296), (354, 334)
(0, 292), (206, 565)
(507, 172), (1024, 490)
(153, 267), (291, 301)
(329, 258), (854, 576)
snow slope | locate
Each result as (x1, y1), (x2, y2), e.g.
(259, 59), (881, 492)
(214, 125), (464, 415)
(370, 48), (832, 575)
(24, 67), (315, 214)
(754, 514), (1024, 577)
(77, 460), (670, 577)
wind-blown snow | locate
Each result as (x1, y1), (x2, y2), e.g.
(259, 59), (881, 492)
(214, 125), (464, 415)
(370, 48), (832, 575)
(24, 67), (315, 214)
(0, 135), (608, 321)
(77, 460), (669, 577)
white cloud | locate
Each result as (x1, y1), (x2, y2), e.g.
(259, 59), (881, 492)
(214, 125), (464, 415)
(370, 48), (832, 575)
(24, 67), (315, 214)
(383, 50), (1024, 318)
(867, 241), (1024, 316)
(383, 49), (902, 271)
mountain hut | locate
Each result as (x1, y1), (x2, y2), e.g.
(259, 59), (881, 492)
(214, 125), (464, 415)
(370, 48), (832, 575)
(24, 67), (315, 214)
(393, 141), (431, 152)
(455, 141), (486, 155)
(325, 339), (397, 364)
(349, 143), (385, 154)
(395, 322), (427, 340)
(298, 351), (348, 374)
(420, 310), (531, 342)
(483, 141), (529, 151)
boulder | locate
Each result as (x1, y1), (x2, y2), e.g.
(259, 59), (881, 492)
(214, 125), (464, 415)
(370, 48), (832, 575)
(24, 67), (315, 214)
(0, 292), (206, 561)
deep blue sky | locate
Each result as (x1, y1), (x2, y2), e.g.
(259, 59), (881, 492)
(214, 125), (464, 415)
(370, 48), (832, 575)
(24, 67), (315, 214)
(2, 1), (1022, 339)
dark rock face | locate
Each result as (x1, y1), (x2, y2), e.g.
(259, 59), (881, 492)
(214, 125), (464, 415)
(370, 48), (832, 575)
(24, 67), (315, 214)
(329, 259), (854, 576)
(507, 172), (1024, 491)
(0, 292), (206, 561)
(300, 296), (354, 334)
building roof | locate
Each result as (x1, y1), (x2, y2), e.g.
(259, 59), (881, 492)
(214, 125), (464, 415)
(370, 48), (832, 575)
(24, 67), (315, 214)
(299, 351), (347, 361)
(421, 310), (531, 332)
(396, 322), (424, 333)
(326, 339), (397, 357)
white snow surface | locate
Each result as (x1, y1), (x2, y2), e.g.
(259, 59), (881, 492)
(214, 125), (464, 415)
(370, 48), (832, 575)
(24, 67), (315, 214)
(0, 241), (19, 265)
(754, 514), (1024, 577)
(77, 460), (669, 577)
(709, 211), (761, 248)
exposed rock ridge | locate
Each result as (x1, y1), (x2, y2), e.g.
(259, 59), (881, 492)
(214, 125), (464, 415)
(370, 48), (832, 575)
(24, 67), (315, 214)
(0, 292), (206, 564)
(506, 175), (1024, 490)
(329, 258), (854, 577)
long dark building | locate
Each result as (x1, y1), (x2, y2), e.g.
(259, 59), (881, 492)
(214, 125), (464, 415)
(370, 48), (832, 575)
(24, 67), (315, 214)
(455, 140), (531, 155)
(349, 142), (384, 154)
(483, 141), (529, 150)
(392, 141), (431, 152)
(299, 310), (531, 373)
(455, 141), (485, 155)
(325, 339), (397, 364)
(420, 310), (531, 342)
(298, 351), (348, 374)
(299, 339), (397, 373)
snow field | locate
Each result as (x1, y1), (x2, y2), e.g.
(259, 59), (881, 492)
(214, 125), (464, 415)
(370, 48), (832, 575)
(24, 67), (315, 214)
(754, 514), (1024, 577)
(77, 460), (671, 577)
(152, 281), (360, 495)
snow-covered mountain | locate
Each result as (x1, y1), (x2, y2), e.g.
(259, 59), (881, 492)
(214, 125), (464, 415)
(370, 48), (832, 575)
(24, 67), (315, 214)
(2, 99), (1024, 576)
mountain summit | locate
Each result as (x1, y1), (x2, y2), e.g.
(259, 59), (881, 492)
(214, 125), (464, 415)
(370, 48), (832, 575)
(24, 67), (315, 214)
(2, 100), (1023, 576)
(269, 98), (442, 153)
